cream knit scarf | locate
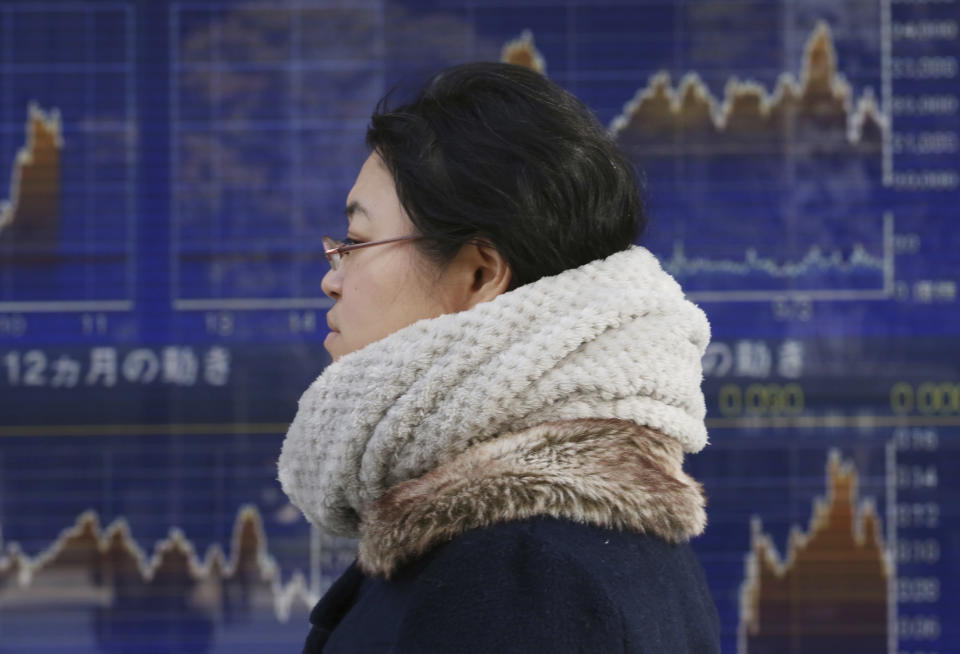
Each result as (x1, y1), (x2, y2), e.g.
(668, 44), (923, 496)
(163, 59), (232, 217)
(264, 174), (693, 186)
(278, 245), (711, 538)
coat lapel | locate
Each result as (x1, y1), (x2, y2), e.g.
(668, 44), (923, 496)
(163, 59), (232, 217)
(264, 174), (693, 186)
(304, 562), (366, 652)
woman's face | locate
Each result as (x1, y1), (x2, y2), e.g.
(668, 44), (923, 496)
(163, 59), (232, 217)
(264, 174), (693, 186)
(321, 153), (468, 361)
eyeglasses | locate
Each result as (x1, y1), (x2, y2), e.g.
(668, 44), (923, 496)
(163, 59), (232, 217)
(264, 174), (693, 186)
(322, 234), (422, 271)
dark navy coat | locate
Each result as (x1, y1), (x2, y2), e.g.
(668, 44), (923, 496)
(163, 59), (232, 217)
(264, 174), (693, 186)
(303, 516), (720, 653)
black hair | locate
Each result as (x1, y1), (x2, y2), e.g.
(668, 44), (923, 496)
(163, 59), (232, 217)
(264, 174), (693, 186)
(366, 62), (645, 288)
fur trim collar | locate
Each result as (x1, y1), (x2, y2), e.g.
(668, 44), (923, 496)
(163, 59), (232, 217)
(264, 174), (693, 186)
(357, 418), (706, 578)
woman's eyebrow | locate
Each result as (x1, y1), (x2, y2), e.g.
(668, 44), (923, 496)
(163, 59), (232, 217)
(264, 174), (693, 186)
(345, 201), (370, 222)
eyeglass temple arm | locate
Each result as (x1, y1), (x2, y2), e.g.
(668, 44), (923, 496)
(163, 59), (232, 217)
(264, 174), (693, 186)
(327, 234), (421, 255)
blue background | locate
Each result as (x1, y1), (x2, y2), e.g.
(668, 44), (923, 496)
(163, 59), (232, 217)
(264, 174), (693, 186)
(1, 1), (957, 652)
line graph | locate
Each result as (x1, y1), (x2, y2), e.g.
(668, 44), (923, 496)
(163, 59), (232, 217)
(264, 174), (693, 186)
(0, 427), (358, 651)
(675, 213), (896, 303)
(0, 506), (314, 624)
(0, 4), (136, 313)
(0, 103), (61, 241)
(504, 23), (894, 303)
(738, 451), (890, 653)
(610, 23), (885, 152)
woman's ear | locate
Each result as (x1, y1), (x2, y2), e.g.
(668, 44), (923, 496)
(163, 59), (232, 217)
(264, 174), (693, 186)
(448, 241), (512, 310)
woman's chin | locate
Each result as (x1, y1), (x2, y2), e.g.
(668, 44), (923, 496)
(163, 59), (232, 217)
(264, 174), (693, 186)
(324, 331), (372, 361)
(324, 331), (342, 359)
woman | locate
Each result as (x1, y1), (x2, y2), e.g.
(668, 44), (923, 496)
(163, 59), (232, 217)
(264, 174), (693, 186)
(279, 62), (720, 653)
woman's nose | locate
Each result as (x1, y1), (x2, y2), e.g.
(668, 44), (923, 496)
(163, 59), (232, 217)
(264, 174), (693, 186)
(321, 266), (342, 300)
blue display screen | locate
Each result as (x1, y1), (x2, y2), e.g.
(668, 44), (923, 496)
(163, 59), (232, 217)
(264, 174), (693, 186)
(1, 1), (957, 652)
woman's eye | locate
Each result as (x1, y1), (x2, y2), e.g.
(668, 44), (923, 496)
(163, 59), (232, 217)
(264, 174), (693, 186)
(341, 237), (361, 246)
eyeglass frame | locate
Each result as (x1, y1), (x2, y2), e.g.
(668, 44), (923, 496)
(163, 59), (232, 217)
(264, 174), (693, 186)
(322, 234), (496, 271)
(322, 234), (422, 270)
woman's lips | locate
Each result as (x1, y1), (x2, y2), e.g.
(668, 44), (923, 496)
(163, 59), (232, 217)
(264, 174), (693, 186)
(325, 316), (340, 351)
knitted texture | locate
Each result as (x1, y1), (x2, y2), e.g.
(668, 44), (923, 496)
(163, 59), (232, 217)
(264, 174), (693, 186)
(278, 245), (711, 537)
